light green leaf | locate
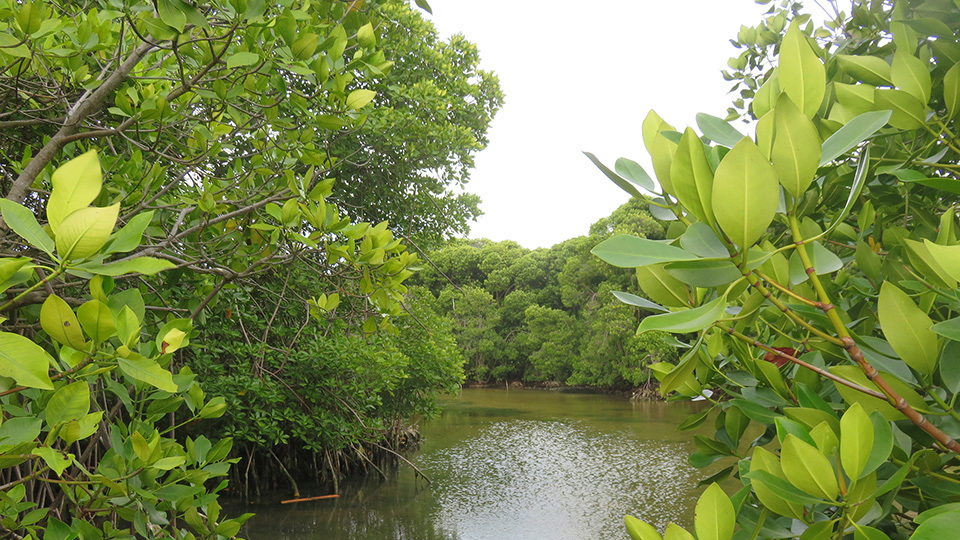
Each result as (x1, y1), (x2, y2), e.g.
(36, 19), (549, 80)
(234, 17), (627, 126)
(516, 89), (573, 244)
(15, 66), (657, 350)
(923, 240), (960, 282)
(584, 152), (643, 198)
(46, 149), (102, 235)
(663, 524), (694, 540)
(346, 89), (376, 110)
(910, 512), (960, 540)
(157, 0), (187, 31)
(945, 63), (960, 120)
(854, 525), (891, 540)
(696, 113), (744, 148)
(823, 145), (872, 237)
(891, 51), (931, 105)
(878, 282), (939, 378)
(711, 138), (779, 249)
(635, 265), (691, 307)
(117, 357), (178, 393)
(615, 158), (657, 193)
(772, 94), (821, 198)
(747, 450), (816, 515)
(679, 222), (728, 258)
(592, 235), (699, 268)
(779, 21), (825, 118)
(666, 260), (741, 288)
(637, 295), (727, 334)
(695, 483), (735, 540)
(76, 300), (116, 345)
(0, 332), (54, 389)
(660, 341), (704, 395)
(861, 412), (893, 478)
(840, 403), (874, 480)
(40, 295), (86, 349)
(56, 204), (120, 261)
(83, 257), (176, 277)
(103, 211), (154, 254)
(0, 199), (56, 257)
(671, 128), (715, 225)
(836, 54), (892, 85)
(874, 89), (925, 130)
(611, 291), (669, 313)
(642, 110), (673, 155)
(226, 52), (260, 69)
(31, 447), (73, 476)
(625, 515), (662, 540)
(45, 381), (91, 427)
(356, 22), (375, 47)
(831, 365), (927, 421)
(819, 111), (890, 165)
(781, 434), (839, 500)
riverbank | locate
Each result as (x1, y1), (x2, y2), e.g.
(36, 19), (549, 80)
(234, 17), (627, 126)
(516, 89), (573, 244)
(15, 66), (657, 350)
(463, 379), (663, 400)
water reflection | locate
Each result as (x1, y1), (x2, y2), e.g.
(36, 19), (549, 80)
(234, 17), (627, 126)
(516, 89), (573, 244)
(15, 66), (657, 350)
(234, 389), (713, 540)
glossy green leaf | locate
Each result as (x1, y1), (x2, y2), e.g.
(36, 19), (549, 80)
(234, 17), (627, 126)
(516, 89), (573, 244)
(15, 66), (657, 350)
(0, 199), (56, 257)
(836, 54), (892, 85)
(747, 449), (806, 517)
(831, 365), (927, 421)
(940, 341), (960, 393)
(611, 291), (669, 313)
(823, 145), (872, 238)
(635, 265), (691, 307)
(670, 128), (715, 225)
(891, 51), (931, 105)
(40, 294), (86, 349)
(117, 357), (178, 393)
(76, 300), (116, 345)
(615, 157), (657, 193)
(945, 63), (960, 119)
(903, 239), (956, 289)
(56, 204), (120, 261)
(650, 132), (678, 195)
(665, 260), (741, 288)
(695, 483), (734, 540)
(874, 89), (925, 130)
(711, 138), (779, 249)
(0, 332), (54, 389)
(861, 412), (893, 478)
(637, 295), (727, 334)
(31, 447), (72, 476)
(625, 515), (662, 540)
(909, 511), (960, 540)
(84, 257), (176, 277)
(781, 434), (839, 500)
(835, 82), (877, 116)
(819, 111), (890, 165)
(660, 341), (703, 395)
(346, 89), (376, 110)
(679, 222), (728, 258)
(878, 282), (939, 378)
(663, 524), (694, 540)
(840, 403), (873, 479)
(46, 381), (91, 427)
(696, 113), (744, 148)
(923, 240), (960, 282)
(584, 152), (643, 198)
(779, 21), (825, 118)
(772, 93), (821, 198)
(853, 525), (890, 540)
(226, 51), (260, 68)
(103, 211), (154, 254)
(746, 468), (826, 507)
(642, 110), (673, 155)
(591, 235), (699, 268)
(46, 149), (102, 234)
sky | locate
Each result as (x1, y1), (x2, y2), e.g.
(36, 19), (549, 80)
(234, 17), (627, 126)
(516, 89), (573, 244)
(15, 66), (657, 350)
(423, 0), (774, 249)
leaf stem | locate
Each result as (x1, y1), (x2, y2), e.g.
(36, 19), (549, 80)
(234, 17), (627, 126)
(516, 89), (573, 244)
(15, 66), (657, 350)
(0, 265), (65, 313)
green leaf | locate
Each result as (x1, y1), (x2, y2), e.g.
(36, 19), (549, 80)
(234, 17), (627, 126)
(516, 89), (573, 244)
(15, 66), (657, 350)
(823, 145), (872, 237)
(910, 511), (960, 540)
(923, 240), (960, 282)
(695, 483), (735, 540)
(31, 447), (72, 476)
(771, 94), (821, 198)
(40, 295), (86, 349)
(0, 199), (56, 257)
(861, 412), (893, 478)
(157, 0), (187, 31)
(746, 467), (825, 508)
(878, 282), (939, 378)
(671, 128), (715, 225)
(611, 291), (669, 313)
(663, 524), (694, 540)
(292, 33), (319, 60)
(625, 515), (663, 540)
(56, 204), (120, 261)
(0, 417), (42, 447)
(592, 235), (699, 268)
(731, 398), (778, 424)
(781, 434), (839, 500)
(346, 89), (376, 110)
(103, 211), (154, 254)
(666, 260), (741, 288)
(635, 264), (691, 307)
(696, 113), (744, 148)
(615, 157), (657, 193)
(45, 381), (91, 427)
(853, 525), (891, 540)
(945, 63), (960, 120)
(874, 89), (925, 130)
(46, 149), (102, 235)
(830, 365), (927, 421)
(711, 138), (779, 249)
(226, 52), (260, 69)
(0, 332), (54, 389)
(940, 341), (960, 393)
(637, 295), (727, 334)
(76, 300), (116, 345)
(584, 152), (643, 198)
(840, 403), (874, 479)
(836, 55), (892, 86)
(84, 257), (176, 277)
(891, 51), (931, 105)
(117, 357), (178, 393)
(819, 111), (890, 165)
(414, 0), (432, 13)
(661, 340), (704, 394)
(779, 21), (825, 118)
(679, 222), (728, 258)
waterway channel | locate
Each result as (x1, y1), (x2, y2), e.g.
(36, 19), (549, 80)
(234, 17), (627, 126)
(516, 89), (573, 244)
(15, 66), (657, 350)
(234, 388), (717, 540)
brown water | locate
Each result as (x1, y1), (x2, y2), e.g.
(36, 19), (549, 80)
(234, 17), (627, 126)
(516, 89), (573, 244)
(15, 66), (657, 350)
(234, 388), (718, 540)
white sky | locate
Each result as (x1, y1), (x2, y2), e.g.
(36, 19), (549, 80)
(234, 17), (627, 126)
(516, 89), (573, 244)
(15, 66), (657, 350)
(425, 0), (774, 249)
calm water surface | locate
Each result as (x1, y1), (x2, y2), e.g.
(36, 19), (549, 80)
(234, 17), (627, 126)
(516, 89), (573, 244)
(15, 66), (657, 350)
(235, 388), (716, 540)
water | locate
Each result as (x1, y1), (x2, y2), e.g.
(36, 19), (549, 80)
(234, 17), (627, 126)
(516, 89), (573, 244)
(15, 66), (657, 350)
(234, 388), (719, 540)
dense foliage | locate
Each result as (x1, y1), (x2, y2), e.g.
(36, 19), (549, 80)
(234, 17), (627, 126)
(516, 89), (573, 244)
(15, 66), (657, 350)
(588, 0), (960, 538)
(0, 0), (486, 538)
(414, 198), (678, 388)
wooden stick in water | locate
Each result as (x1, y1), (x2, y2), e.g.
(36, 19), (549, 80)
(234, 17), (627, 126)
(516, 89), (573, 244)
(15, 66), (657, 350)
(281, 494), (340, 504)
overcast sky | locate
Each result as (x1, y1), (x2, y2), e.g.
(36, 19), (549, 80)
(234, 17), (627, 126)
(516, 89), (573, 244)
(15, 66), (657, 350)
(423, 0), (774, 249)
